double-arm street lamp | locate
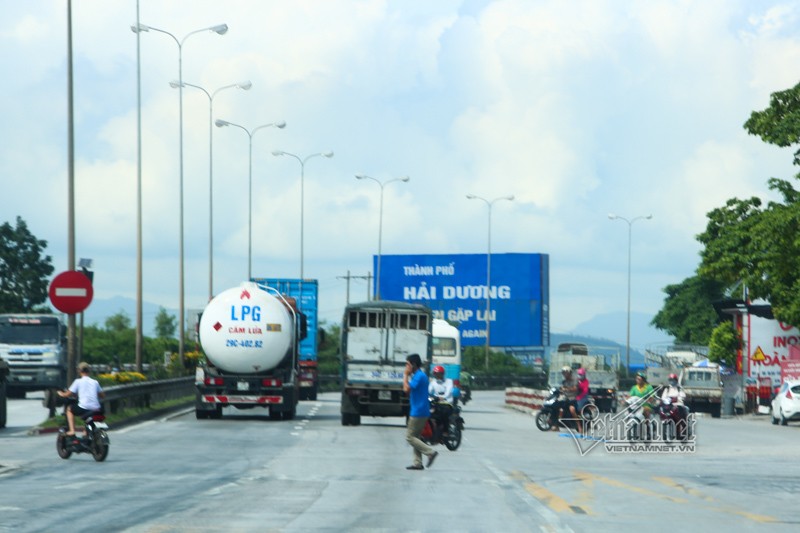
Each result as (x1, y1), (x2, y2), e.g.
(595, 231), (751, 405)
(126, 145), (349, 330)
(215, 119), (286, 279)
(131, 22), (227, 363)
(608, 213), (653, 376)
(466, 194), (515, 371)
(171, 80), (252, 300)
(355, 174), (410, 300)
(272, 150), (334, 279)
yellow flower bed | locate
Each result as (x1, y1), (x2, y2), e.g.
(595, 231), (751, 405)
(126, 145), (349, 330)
(98, 371), (148, 384)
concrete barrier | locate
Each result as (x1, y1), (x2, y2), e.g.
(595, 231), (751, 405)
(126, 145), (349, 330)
(504, 387), (549, 414)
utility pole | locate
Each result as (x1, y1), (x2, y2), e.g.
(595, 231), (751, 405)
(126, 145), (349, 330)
(337, 272), (372, 305)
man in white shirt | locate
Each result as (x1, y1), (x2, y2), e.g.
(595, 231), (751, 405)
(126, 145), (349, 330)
(428, 365), (454, 404)
(57, 362), (105, 437)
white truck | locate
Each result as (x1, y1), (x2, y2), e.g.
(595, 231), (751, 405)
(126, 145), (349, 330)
(0, 314), (67, 400)
(549, 343), (619, 413)
(340, 300), (433, 426)
(195, 282), (305, 420)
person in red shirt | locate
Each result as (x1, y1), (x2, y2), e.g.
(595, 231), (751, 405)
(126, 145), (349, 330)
(573, 368), (590, 434)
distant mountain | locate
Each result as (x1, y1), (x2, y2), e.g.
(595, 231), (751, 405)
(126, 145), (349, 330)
(550, 311), (674, 369)
(82, 296), (176, 338)
(568, 311), (673, 351)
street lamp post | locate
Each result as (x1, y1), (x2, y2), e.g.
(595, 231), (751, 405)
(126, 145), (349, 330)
(171, 80), (252, 300)
(131, 22), (227, 363)
(215, 119), (286, 279)
(466, 194), (514, 371)
(608, 213), (653, 376)
(355, 175), (409, 300)
(272, 150), (334, 279)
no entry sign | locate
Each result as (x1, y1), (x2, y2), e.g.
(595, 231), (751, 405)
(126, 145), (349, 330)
(49, 270), (94, 314)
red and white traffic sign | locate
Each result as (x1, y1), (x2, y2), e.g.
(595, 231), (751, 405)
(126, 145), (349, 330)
(49, 270), (93, 314)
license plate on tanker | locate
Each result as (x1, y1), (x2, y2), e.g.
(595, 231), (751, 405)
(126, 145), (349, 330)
(378, 390), (391, 401)
(237, 381), (250, 391)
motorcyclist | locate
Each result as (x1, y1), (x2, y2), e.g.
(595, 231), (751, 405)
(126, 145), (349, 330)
(629, 371), (656, 418)
(428, 365), (455, 434)
(550, 366), (577, 430)
(574, 368), (590, 433)
(429, 365), (454, 404)
(660, 373), (689, 436)
(57, 362), (105, 438)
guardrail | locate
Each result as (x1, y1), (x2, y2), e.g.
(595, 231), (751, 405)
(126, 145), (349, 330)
(100, 377), (194, 415)
(319, 374), (547, 391)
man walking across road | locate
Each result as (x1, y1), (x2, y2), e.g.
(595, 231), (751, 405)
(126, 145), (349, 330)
(403, 353), (438, 470)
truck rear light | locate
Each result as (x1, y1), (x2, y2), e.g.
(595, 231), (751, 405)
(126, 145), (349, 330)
(204, 377), (223, 386)
(346, 388), (363, 396)
(262, 378), (282, 387)
(299, 372), (314, 379)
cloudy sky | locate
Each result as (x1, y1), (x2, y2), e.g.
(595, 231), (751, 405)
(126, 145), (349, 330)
(2, 0), (798, 338)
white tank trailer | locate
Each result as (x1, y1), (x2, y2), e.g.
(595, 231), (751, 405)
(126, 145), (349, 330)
(194, 282), (304, 420)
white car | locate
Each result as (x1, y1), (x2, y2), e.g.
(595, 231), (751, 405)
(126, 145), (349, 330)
(771, 380), (800, 426)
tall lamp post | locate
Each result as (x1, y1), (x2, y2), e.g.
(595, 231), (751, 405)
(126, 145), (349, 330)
(466, 194), (514, 371)
(131, 21), (227, 363)
(171, 80), (252, 300)
(608, 213), (652, 376)
(272, 150), (334, 279)
(355, 175), (409, 300)
(215, 119), (286, 279)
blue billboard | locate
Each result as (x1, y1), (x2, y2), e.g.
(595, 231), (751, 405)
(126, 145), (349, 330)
(376, 253), (549, 348)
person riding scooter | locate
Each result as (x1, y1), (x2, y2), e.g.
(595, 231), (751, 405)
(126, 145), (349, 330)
(57, 362), (105, 438)
(660, 373), (689, 439)
(549, 366), (577, 430)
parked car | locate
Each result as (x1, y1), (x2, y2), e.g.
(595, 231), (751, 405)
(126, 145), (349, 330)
(771, 380), (800, 426)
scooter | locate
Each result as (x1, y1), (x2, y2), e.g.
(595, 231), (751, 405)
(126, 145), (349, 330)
(56, 402), (110, 462)
(421, 397), (464, 451)
(658, 397), (691, 442)
(536, 388), (599, 432)
(625, 396), (656, 441)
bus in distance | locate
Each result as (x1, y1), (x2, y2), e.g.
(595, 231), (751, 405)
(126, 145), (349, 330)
(432, 318), (461, 387)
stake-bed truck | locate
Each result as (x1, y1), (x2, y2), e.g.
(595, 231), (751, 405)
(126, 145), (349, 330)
(340, 300), (433, 426)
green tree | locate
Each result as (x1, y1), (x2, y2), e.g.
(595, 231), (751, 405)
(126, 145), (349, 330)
(154, 307), (177, 338)
(0, 216), (54, 312)
(708, 321), (739, 368)
(651, 274), (727, 344)
(105, 311), (132, 332)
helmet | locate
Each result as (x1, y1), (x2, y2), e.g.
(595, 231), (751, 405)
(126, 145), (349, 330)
(433, 365), (445, 376)
(668, 373), (678, 380)
(577, 368), (586, 377)
(561, 366), (572, 373)
(636, 372), (647, 381)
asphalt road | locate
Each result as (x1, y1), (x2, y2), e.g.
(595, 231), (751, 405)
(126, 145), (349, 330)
(1, 391), (797, 532)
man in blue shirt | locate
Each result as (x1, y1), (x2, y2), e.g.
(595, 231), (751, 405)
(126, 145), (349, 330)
(403, 353), (438, 470)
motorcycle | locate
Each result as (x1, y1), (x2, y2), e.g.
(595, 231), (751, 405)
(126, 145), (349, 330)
(458, 384), (472, 405)
(535, 388), (599, 432)
(658, 397), (691, 442)
(421, 397), (464, 451)
(56, 401), (110, 462)
(625, 396), (657, 441)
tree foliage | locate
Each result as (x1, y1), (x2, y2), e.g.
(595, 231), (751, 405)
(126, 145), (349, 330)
(708, 321), (739, 368)
(0, 216), (54, 312)
(651, 274), (727, 344)
(154, 307), (177, 338)
(693, 81), (800, 328)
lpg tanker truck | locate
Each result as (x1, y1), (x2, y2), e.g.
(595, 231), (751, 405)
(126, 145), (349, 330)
(194, 281), (306, 420)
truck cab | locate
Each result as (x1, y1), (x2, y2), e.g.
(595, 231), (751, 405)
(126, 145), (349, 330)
(679, 365), (723, 418)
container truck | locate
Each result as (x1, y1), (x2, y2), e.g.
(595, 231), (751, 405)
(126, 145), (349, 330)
(251, 277), (318, 400)
(549, 343), (619, 413)
(194, 281), (305, 420)
(340, 300), (432, 426)
(0, 314), (67, 401)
